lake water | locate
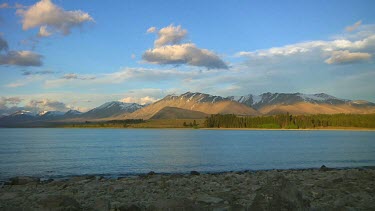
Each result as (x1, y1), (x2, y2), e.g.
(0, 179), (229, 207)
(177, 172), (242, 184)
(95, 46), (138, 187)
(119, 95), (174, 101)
(0, 128), (374, 180)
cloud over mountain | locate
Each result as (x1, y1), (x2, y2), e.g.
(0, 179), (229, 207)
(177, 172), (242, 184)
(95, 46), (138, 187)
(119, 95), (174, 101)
(0, 97), (71, 115)
(27, 99), (70, 111)
(120, 96), (158, 105)
(143, 24), (228, 69)
(16, 0), (93, 36)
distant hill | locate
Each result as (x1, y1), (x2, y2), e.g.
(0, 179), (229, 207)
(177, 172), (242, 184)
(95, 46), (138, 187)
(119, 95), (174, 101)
(63, 110), (82, 118)
(120, 92), (260, 120)
(80, 101), (143, 119)
(1, 91), (375, 127)
(0, 110), (38, 126)
(150, 107), (208, 119)
(229, 92), (375, 115)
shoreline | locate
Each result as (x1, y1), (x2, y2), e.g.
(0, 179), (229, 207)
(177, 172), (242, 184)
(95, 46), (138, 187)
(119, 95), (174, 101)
(2, 165), (375, 182)
(1, 166), (375, 210)
(201, 127), (375, 131)
(2, 126), (375, 131)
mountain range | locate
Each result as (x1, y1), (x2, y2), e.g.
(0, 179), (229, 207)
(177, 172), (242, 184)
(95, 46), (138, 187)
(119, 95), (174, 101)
(1, 92), (375, 126)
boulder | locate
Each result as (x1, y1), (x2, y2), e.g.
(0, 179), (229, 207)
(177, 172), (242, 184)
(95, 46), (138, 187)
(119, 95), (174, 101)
(319, 165), (333, 172)
(196, 194), (223, 204)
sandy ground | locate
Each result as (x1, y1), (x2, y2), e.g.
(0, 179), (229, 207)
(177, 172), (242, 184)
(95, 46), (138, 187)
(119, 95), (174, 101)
(1, 167), (374, 210)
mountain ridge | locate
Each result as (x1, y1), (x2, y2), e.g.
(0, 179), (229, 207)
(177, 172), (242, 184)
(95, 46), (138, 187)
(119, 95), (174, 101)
(1, 92), (375, 126)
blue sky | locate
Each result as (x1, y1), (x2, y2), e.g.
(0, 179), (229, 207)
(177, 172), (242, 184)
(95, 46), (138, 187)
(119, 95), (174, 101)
(0, 0), (375, 112)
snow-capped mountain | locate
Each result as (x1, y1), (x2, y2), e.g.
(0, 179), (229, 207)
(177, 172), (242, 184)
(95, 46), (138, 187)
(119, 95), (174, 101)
(229, 92), (353, 109)
(1, 92), (374, 126)
(39, 111), (65, 117)
(10, 110), (38, 117)
(63, 110), (82, 118)
(0, 110), (38, 125)
(164, 92), (231, 104)
(229, 92), (375, 115)
(81, 101), (143, 119)
(121, 92), (260, 120)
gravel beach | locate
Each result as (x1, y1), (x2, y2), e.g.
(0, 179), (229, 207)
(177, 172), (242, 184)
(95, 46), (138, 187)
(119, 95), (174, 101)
(1, 167), (374, 210)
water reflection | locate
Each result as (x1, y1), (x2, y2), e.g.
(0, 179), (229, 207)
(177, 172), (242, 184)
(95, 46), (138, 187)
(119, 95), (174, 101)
(0, 128), (374, 179)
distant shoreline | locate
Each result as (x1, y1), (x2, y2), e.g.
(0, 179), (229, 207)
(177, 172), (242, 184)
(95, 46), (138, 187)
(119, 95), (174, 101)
(2, 126), (375, 131)
(201, 127), (375, 131)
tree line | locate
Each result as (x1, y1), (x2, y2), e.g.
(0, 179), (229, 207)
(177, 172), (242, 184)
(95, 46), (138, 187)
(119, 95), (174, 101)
(204, 113), (375, 129)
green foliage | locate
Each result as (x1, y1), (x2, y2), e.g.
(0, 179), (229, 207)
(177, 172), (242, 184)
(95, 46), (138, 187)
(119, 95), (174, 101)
(106, 119), (145, 124)
(259, 123), (281, 129)
(204, 113), (375, 129)
(68, 119), (145, 128)
(183, 120), (200, 128)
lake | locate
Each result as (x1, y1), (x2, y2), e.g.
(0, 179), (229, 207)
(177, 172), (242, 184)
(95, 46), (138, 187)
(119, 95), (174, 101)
(0, 128), (374, 180)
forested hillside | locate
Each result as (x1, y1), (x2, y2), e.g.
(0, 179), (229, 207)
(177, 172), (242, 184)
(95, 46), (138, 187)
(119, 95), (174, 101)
(204, 113), (375, 129)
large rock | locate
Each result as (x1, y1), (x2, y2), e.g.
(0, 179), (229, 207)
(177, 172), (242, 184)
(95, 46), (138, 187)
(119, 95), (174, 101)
(10, 176), (39, 185)
(250, 175), (310, 210)
(196, 194), (223, 204)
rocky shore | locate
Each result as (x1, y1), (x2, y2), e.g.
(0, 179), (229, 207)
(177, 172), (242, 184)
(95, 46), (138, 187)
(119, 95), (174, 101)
(1, 167), (375, 210)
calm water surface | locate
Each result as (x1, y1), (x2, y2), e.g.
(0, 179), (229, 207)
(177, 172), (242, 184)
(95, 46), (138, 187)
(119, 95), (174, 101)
(0, 128), (374, 180)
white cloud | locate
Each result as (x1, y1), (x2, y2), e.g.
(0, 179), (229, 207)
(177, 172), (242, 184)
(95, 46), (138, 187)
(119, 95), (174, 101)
(237, 36), (375, 58)
(346, 20), (362, 32)
(38, 25), (52, 37)
(0, 50), (43, 66)
(236, 32), (375, 65)
(143, 43), (228, 69)
(0, 97), (22, 107)
(146, 26), (157, 33)
(27, 98), (70, 111)
(325, 50), (371, 64)
(0, 97), (73, 114)
(143, 24), (228, 69)
(16, 0), (93, 36)
(153, 24), (187, 47)
(61, 73), (96, 80)
(120, 96), (158, 105)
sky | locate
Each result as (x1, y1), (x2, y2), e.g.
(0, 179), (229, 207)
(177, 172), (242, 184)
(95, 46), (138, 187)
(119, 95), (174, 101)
(0, 0), (375, 113)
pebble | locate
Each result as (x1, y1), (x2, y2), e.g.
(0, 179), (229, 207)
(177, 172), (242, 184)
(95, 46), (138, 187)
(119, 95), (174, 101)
(0, 168), (374, 210)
